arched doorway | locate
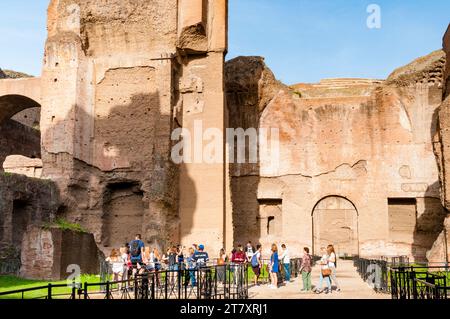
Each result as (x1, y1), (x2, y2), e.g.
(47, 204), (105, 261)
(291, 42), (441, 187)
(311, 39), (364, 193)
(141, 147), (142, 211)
(312, 196), (359, 257)
(0, 94), (41, 173)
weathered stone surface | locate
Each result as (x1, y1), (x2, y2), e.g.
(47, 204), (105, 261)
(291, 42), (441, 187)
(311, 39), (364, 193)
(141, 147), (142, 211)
(443, 24), (450, 99)
(226, 52), (447, 260)
(0, 2), (448, 272)
(0, 119), (41, 170)
(435, 25), (450, 210)
(0, 173), (59, 272)
(28, 0), (229, 255)
(429, 24), (450, 263)
(11, 107), (40, 129)
(386, 50), (445, 87)
(426, 216), (450, 264)
(20, 226), (102, 280)
(291, 78), (383, 99)
(3, 155), (43, 178)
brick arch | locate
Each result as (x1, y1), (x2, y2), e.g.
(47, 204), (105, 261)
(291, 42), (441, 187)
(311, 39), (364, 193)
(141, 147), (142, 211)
(0, 79), (42, 172)
(0, 94), (41, 124)
(0, 77), (41, 124)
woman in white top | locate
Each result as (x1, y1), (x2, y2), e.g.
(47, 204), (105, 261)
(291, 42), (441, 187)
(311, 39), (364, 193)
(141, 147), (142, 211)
(327, 245), (341, 292)
(106, 249), (126, 283)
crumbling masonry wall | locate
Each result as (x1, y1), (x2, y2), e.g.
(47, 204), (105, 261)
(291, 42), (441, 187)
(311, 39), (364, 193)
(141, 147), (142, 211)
(431, 24), (450, 263)
(40, 0), (229, 254)
(227, 51), (447, 261)
(0, 173), (59, 272)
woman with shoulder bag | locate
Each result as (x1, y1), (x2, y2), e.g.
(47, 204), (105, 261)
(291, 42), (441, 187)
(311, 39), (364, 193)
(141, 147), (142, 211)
(327, 245), (341, 292)
(314, 247), (332, 294)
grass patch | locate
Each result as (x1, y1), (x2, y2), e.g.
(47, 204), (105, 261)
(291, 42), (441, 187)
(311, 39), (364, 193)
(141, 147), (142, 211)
(0, 274), (104, 299)
(44, 218), (87, 233)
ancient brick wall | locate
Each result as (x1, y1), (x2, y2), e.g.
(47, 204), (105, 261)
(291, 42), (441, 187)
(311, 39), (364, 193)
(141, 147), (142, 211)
(0, 174), (59, 272)
(39, 0), (229, 255)
(227, 51), (447, 261)
(430, 24), (450, 263)
(0, 119), (41, 170)
(20, 226), (102, 280)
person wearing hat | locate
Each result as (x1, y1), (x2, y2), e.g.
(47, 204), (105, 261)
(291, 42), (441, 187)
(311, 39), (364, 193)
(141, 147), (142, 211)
(193, 244), (209, 268)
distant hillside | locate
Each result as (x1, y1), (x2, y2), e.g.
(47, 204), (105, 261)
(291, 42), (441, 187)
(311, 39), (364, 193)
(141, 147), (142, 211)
(0, 68), (33, 79)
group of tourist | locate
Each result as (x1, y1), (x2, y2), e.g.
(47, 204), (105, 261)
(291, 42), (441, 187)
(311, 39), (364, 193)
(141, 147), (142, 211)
(105, 234), (341, 294)
(105, 234), (211, 288)
(241, 242), (341, 294)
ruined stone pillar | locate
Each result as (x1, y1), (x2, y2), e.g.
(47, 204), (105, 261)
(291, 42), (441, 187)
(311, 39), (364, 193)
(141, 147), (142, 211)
(37, 0), (230, 253)
(177, 0), (231, 253)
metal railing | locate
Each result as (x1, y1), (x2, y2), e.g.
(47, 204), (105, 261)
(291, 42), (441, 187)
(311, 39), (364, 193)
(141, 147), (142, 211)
(354, 257), (390, 293)
(390, 265), (449, 300)
(0, 283), (78, 300)
(0, 257), (308, 300)
(353, 255), (450, 299)
(0, 263), (249, 300)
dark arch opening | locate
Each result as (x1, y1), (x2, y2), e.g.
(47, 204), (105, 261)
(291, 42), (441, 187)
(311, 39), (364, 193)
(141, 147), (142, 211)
(0, 95), (41, 124)
(0, 94), (41, 174)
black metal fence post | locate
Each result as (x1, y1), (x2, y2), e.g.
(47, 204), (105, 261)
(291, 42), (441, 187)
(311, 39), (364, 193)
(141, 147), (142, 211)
(71, 282), (76, 300)
(83, 282), (88, 299)
(47, 284), (52, 300)
(105, 281), (110, 300)
(134, 276), (138, 300)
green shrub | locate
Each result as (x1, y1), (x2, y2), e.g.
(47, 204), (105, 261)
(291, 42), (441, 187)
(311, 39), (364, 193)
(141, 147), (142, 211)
(44, 218), (87, 233)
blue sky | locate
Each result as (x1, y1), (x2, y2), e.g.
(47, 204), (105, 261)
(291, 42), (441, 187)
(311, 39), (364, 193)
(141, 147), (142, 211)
(0, 1), (449, 84)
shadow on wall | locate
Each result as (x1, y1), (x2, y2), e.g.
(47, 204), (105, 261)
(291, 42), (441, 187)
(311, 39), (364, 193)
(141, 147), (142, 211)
(0, 95), (42, 170)
(0, 173), (59, 262)
(423, 96), (450, 262)
(413, 183), (449, 262)
(41, 90), (197, 254)
(225, 58), (265, 249)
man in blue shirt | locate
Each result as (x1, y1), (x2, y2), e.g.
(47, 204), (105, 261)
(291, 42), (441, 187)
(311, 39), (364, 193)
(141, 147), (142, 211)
(129, 234), (145, 268)
(193, 244), (209, 268)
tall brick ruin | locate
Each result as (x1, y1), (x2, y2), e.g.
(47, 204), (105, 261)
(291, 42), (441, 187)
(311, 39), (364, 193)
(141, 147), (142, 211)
(0, 0), (230, 264)
(39, 0), (229, 254)
(226, 49), (449, 261)
(431, 24), (450, 263)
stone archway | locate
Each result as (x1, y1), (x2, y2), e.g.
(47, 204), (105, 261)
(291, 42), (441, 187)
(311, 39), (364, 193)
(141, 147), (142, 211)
(0, 94), (42, 174)
(0, 94), (41, 124)
(312, 196), (359, 257)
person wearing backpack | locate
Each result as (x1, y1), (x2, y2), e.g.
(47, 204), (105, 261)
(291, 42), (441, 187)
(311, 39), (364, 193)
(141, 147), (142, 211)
(129, 234), (145, 272)
(251, 244), (262, 286)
